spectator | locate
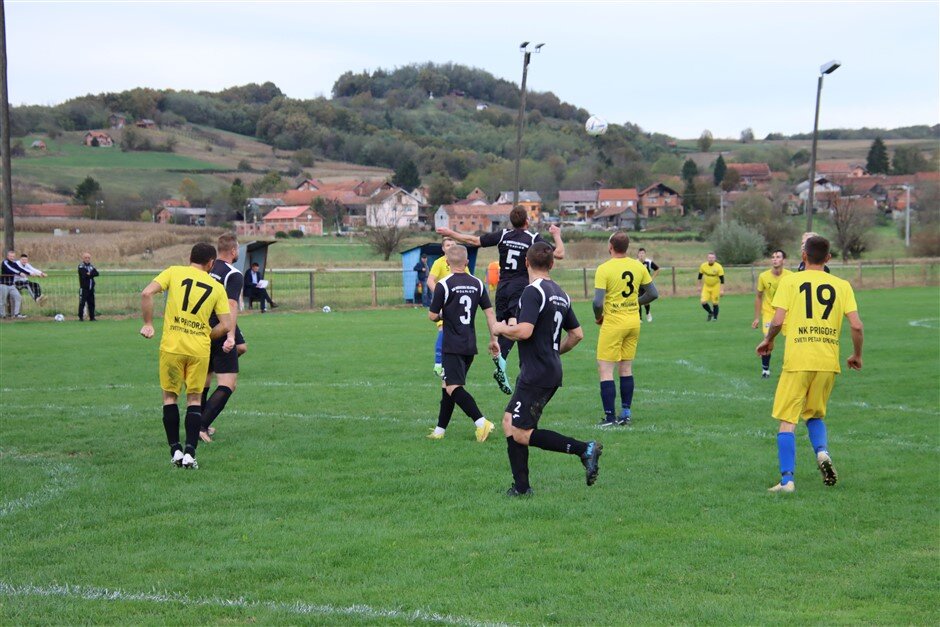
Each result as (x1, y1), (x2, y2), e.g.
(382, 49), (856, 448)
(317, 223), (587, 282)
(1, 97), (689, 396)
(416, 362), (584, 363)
(1, 251), (27, 318)
(0, 282), (23, 319)
(17, 253), (47, 303)
(78, 252), (99, 321)
(244, 262), (277, 312)
(413, 253), (430, 307)
(486, 260), (500, 294)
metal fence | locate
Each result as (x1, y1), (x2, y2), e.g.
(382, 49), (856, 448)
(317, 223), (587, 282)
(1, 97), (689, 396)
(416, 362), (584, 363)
(8, 259), (939, 318)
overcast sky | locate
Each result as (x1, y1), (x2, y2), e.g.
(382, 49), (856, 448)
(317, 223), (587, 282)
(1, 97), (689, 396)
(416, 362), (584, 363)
(6, 1), (939, 139)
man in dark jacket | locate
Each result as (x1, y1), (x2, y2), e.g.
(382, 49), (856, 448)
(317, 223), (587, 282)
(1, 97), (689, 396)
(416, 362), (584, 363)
(78, 252), (99, 321)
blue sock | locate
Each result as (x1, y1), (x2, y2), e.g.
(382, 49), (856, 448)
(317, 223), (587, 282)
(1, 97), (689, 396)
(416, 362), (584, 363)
(600, 380), (616, 420)
(777, 432), (796, 484)
(619, 375), (635, 410)
(761, 354), (771, 369)
(434, 330), (443, 365)
(806, 418), (828, 454)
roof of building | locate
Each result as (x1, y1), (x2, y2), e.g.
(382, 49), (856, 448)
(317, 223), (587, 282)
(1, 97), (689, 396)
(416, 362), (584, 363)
(13, 203), (87, 218)
(638, 182), (681, 197)
(497, 190), (542, 202)
(263, 206), (321, 221)
(558, 190), (598, 202)
(439, 203), (513, 217)
(84, 130), (112, 138)
(160, 206), (207, 217)
(816, 160), (866, 175)
(597, 188), (639, 202)
(726, 162), (772, 177)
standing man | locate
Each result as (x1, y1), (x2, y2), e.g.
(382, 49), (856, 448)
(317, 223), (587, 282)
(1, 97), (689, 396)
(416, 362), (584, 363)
(697, 252), (724, 321)
(438, 206), (565, 395)
(593, 232), (658, 427)
(798, 232), (831, 273)
(244, 262), (277, 312)
(426, 237), (465, 377)
(426, 245), (499, 442)
(140, 243), (232, 469)
(200, 234), (248, 443)
(413, 253), (430, 307)
(17, 253), (47, 303)
(1, 251), (26, 318)
(757, 236), (864, 493)
(494, 242), (601, 496)
(78, 252), (99, 321)
(752, 249), (792, 379)
(636, 248), (659, 322)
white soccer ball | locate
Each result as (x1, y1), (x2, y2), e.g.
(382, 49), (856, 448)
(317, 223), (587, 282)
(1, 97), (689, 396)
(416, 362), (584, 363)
(322, 305), (332, 313)
(54, 313), (65, 322)
(585, 115), (608, 136)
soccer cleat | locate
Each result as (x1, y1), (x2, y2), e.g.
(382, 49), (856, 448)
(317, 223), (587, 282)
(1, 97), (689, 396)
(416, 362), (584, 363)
(475, 419), (495, 442)
(14, 314), (27, 319)
(181, 453), (198, 469)
(762, 369), (771, 379)
(505, 485), (534, 497)
(37, 294), (47, 304)
(646, 313), (652, 322)
(817, 451), (838, 486)
(581, 441), (603, 486)
(598, 417), (618, 428)
(199, 430), (213, 443)
(171, 449), (184, 468)
(768, 481), (795, 493)
(617, 408), (632, 426)
(492, 355), (512, 395)
(206, 427), (216, 436)
(706, 313), (713, 322)
(426, 429), (445, 440)
(432, 363), (444, 378)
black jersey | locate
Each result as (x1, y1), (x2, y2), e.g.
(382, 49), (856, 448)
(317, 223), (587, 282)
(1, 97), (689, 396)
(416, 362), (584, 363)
(208, 260), (244, 327)
(641, 259), (660, 273)
(430, 272), (491, 355)
(478, 228), (545, 289)
(515, 278), (579, 388)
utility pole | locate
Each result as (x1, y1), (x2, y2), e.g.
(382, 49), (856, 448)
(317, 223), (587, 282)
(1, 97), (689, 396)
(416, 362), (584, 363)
(805, 60), (841, 233)
(0, 0), (14, 252)
(513, 42), (543, 208)
(905, 184), (912, 247)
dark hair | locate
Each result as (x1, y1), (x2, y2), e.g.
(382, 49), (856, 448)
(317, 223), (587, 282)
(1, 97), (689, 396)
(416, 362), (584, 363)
(190, 242), (217, 265)
(217, 233), (238, 253)
(526, 241), (555, 271)
(19, 253), (28, 257)
(250, 261), (260, 267)
(772, 249), (787, 259)
(804, 236), (830, 264)
(637, 247), (646, 253)
(609, 231), (630, 254)
(509, 206), (528, 228)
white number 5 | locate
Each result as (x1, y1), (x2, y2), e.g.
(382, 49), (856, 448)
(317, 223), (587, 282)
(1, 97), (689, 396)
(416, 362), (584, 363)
(506, 249), (520, 270)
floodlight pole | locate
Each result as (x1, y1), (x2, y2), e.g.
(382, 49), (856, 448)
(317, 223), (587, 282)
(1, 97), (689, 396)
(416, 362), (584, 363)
(805, 61), (840, 232)
(0, 0), (14, 252)
(905, 184), (912, 247)
(513, 43), (542, 208)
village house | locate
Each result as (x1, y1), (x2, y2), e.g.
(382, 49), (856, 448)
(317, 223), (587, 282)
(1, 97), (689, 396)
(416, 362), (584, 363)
(593, 188), (642, 228)
(135, 119), (157, 129)
(156, 206), (208, 226)
(295, 178), (324, 191)
(366, 188), (424, 228)
(434, 203), (513, 233)
(494, 190), (542, 223)
(261, 206), (323, 236)
(30, 140), (46, 150)
(13, 203), (87, 219)
(796, 176), (842, 212)
(83, 131), (113, 147)
(816, 160), (868, 178)
(726, 162), (772, 186)
(109, 113), (127, 129)
(558, 190), (598, 222)
(638, 183), (684, 217)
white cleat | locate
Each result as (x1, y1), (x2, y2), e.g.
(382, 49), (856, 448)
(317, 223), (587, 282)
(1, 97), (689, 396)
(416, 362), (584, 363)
(181, 453), (199, 470)
(768, 481), (795, 493)
(171, 450), (184, 467)
(646, 313), (652, 322)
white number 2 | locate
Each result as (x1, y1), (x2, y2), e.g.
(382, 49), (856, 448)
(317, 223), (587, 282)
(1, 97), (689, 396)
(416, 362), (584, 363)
(506, 249), (520, 270)
(552, 311), (563, 350)
(459, 295), (472, 324)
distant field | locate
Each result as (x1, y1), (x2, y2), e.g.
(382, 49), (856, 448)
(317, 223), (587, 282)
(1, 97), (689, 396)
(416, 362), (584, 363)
(0, 289), (937, 624)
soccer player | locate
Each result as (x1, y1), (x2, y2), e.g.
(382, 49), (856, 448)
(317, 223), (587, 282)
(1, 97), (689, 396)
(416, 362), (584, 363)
(438, 206), (565, 396)
(757, 236), (864, 493)
(697, 252), (724, 321)
(199, 234), (248, 443)
(752, 249), (792, 379)
(426, 245), (500, 442)
(798, 232), (831, 273)
(636, 247), (659, 322)
(140, 243), (232, 469)
(426, 237), (464, 378)
(594, 232), (659, 427)
(494, 242), (601, 496)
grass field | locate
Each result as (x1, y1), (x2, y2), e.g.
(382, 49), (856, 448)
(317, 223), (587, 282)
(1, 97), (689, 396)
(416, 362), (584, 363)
(1, 287), (937, 624)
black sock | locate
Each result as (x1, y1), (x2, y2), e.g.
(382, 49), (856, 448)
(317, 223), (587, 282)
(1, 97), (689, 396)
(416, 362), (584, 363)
(162, 403), (181, 450)
(200, 388), (209, 412)
(644, 304), (650, 314)
(506, 436), (530, 491)
(201, 386), (233, 430)
(437, 388), (456, 429)
(702, 303), (713, 314)
(497, 335), (514, 360)
(184, 407), (201, 455)
(761, 354), (771, 369)
(529, 429), (588, 456)
(450, 387), (483, 421)
(713, 305), (719, 319)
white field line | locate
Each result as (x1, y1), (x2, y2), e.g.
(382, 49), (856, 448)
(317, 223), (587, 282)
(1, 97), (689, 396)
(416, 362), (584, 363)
(0, 450), (77, 518)
(908, 318), (939, 329)
(0, 581), (509, 627)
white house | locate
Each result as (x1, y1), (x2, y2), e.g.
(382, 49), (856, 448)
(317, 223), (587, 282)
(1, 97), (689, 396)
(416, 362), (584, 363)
(366, 188), (424, 228)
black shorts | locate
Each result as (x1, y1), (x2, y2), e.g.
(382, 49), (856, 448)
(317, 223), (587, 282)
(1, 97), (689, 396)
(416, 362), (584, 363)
(505, 381), (558, 430)
(495, 283), (525, 323)
(442, 353), (474, 386)
(208, 326), (245, 374)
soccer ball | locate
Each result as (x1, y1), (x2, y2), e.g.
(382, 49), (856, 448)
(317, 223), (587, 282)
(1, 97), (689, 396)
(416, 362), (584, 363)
(322, 306), (332, 313)
(585, 115), (608, 136)
(54, 313), (65, 322)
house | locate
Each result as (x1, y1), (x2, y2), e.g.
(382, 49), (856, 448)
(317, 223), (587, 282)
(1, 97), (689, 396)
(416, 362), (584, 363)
(558, 190), (598, 221)
(30, 140), (46, 150)
(594, 188), (642, 228)
(245, 197), (285, 223)
(795, 177), (842, 211)
(156, 206), (208, 225)
(465, 187), (488, 202)
(639, 183), (684, 217)
(476, 103), (488, 111)
(816, 160), (868, 178)
(13, 203), (87, 219)
(494, 190), (542, 223)
(109, 113), (127, 129)
(135, 119), (157, 129)
(726, 163), (772, 186)
(264, 180), (426, 230)
(366, 188), (424, 228)
(83, 131), (113, 147)
(295, 178), (324, 191)
(434, 203), (513, 233)
(261, 206), (323, 236)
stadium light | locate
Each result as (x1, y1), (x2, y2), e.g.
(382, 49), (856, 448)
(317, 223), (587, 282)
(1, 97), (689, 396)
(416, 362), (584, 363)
(805, 59), (841, 232)
(513, 42), (545, 208)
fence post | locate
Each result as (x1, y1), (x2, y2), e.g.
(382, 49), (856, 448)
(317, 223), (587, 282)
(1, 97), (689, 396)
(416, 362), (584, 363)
(582, 268), (588, 299)
(309, 271), (315, 309)
(891, 259), (895, 288)
(924, 264), (929, 287)
(371, 271), (378, 307)
(857, 261), (863, 286)
(671, 266), (677, 296)
(750, 266), (756, 291)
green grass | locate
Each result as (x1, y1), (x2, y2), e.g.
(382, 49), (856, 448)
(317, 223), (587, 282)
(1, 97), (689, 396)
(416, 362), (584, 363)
(1, 288), (937, 624)
(17, 135), (221, 170)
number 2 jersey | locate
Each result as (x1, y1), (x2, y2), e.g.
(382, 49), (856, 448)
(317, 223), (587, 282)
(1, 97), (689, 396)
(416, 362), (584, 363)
(516, 278), (580, 388)
(771, 269), (857, 373)
(429, 272), (491, 355)
(594, 257), (652, 329)
(152, 265), (230, 357)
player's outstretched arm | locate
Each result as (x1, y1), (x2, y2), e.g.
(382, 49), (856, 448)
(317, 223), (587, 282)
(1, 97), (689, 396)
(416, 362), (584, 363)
(139, 280), (162, 338)
(548, 224), (565, 259)
(847, 311), (864, 370)
(436, 227), (482, 247)
(559, 326), (583, 354)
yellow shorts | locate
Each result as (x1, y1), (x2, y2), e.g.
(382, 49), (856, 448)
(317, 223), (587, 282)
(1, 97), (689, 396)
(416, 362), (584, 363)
(159, 351), (210, 396)
(772, 370), (836, 424)
(701, 285), (720, 303)
(596, 324), (640, 362)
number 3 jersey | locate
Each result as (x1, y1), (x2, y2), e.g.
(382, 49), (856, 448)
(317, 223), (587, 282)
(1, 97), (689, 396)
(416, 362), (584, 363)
(593, 257), (652, 329)
(771, 269), (858, 373)
(152, 265), (230, 357)
(430, 272), (491, 355)
(516, 278), (580, 388)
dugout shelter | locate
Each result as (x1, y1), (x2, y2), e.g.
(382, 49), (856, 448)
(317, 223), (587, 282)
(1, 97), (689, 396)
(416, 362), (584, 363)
(234, 240), (276, 274)
(400, 242), (478, 303)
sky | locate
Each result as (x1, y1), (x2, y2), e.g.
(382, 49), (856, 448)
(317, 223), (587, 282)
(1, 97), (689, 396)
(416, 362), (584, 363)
(6, 1), (940, 139)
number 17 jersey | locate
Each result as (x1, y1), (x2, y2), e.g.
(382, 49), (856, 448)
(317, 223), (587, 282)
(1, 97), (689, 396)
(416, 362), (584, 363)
(594, 257), (652, 329)
(153, 265), (230, 357)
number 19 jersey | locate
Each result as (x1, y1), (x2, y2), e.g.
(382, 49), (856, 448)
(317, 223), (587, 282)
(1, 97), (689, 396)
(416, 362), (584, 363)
(771, 269), (857, 373)
(594, 257), (652, 329)
(153, 265), (230, 357)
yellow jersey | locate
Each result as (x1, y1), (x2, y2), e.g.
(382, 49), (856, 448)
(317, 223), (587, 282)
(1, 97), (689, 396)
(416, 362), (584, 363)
(594, 257), (652, 329)
(757, 268), (792, 318)
(771, 270), (858, 373)
(698, 261), (724, 287)
(153, 265), (230, 357)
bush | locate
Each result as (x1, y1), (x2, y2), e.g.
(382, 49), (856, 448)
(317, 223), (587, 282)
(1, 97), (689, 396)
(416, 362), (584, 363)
(288, 229), (304, 238)
(710, 221), (766, 264)
(275, 231), (288, 239)
(294, 148), (316, 167)
(911, 231), (940, 257)
(237, 159), (252, 172)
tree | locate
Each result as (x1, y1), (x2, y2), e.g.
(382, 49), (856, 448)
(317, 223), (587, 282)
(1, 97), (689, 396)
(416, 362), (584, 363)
(427, 173), (455, 207)
(720, 167), (741, 192)
(365, 226), (412, 261)
(312, 196), (346, 233)
(650, 154), (682, 176)
(697, 130), (713, 152)
(74, 176), (102, 205)
(729, 191), (799, 253)
(790, 149), (811, 167)
(866, 137), (890, 174)
(179, 177), (204, 205)
(710, 221), (766, 264)
(740, 127), (754, 143)
(713, 154), (727, 186)
(830, 198), (875, 261)
(228, 178), (248, 216)
(892, 145), (929, 175)
(681, 158), (699, 185)
(392, 158), (421, 191)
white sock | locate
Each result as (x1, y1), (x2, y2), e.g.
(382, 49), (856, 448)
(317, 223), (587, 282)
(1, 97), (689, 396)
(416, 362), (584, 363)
(433, 427), (446, 436)
(474, 418), (486, 428)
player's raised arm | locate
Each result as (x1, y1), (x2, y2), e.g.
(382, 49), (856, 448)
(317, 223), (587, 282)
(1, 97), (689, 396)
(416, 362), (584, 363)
(139, 280), (163, 338)
(548, 224), (565, 259)
(436, 227), (481, 247)
(846, 311), (864, 370)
